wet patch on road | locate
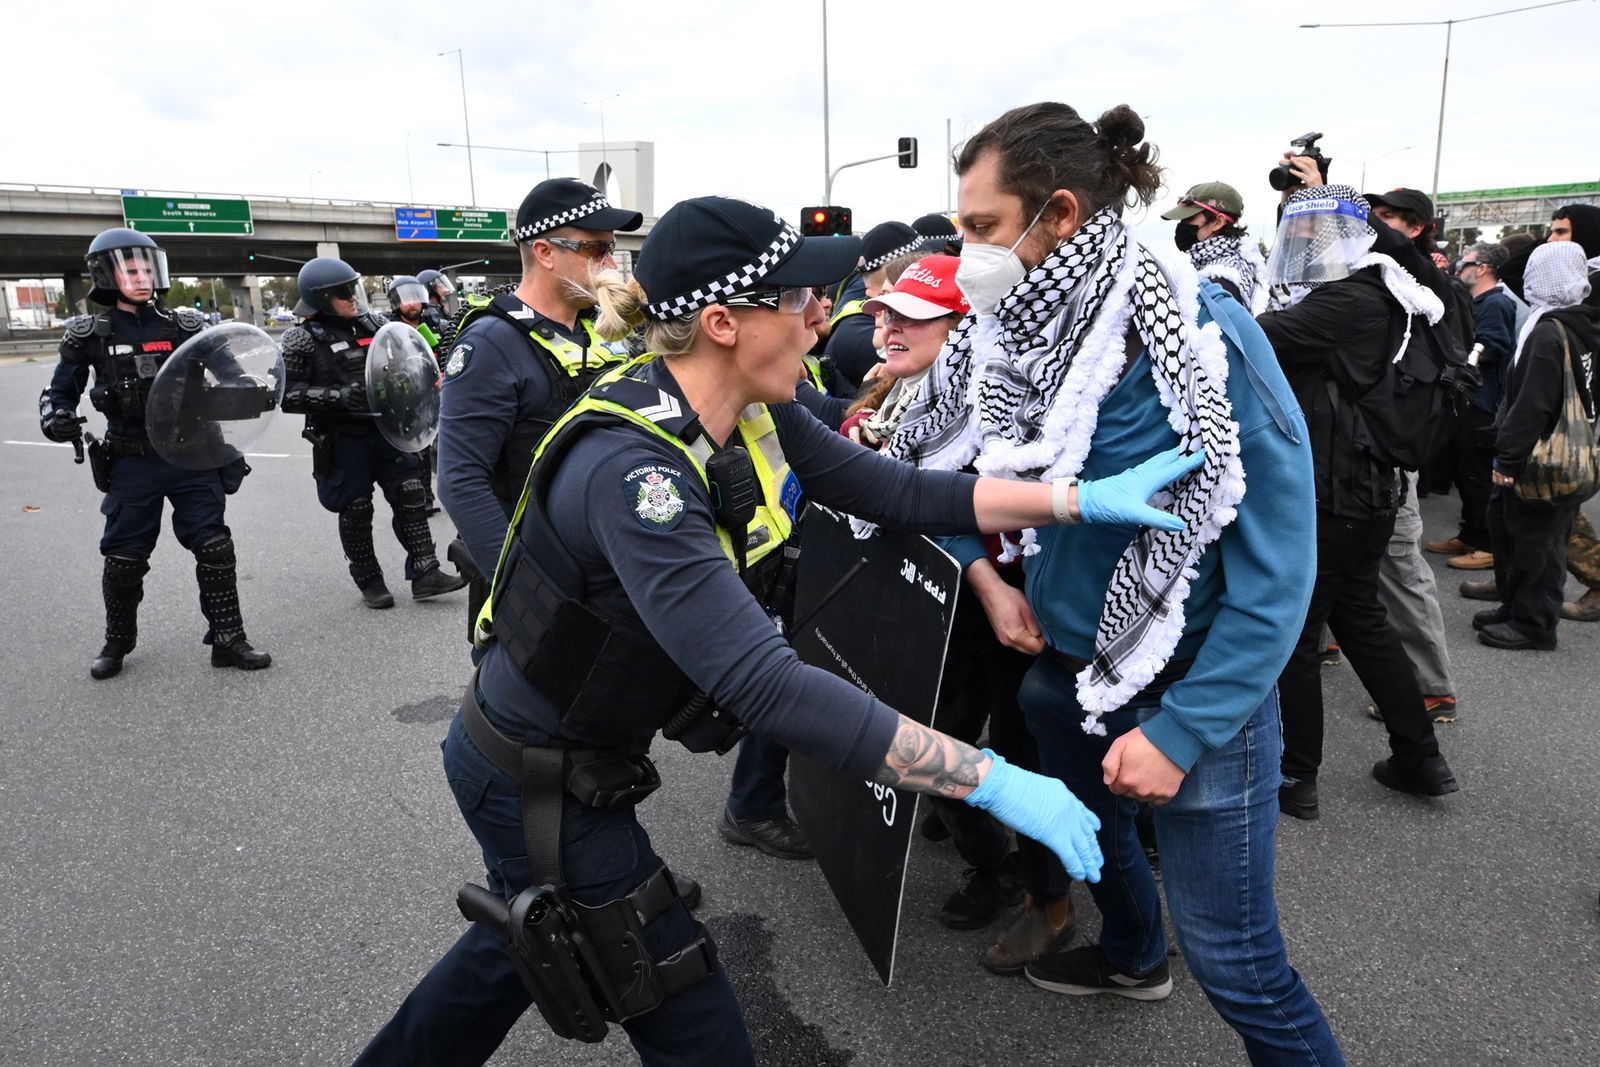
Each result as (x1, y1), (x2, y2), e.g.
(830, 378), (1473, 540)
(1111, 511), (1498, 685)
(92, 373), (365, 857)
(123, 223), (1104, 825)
(391, 694), (458, 724)
(708, 912), (855, 1066)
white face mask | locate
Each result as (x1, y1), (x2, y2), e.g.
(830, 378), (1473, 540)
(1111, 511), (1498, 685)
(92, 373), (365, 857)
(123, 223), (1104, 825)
(954, 201), (1050, 316)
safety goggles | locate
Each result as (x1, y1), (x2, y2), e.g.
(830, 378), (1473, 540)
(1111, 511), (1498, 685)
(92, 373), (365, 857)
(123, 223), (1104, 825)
(542, 237), (616, 260)
(323, 281), (361, 301)
(720, 287), (814, 314)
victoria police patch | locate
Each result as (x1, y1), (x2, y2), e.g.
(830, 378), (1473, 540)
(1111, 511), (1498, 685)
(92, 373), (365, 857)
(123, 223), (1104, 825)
(624, 463), (686, 530)
(444, 342), (473, 379)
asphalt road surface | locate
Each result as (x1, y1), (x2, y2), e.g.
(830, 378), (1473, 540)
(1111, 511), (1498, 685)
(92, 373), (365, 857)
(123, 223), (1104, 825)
(2, 354), (1596, 1066)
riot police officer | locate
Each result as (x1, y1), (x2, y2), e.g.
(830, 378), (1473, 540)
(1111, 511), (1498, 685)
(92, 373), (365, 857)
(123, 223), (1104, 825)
(387, 274), (445, 513)
(355, 196), (1203, 1065)
(417, 268), (457, 341)
(39, 228), (271, 679)
(280, 257), (467, 608)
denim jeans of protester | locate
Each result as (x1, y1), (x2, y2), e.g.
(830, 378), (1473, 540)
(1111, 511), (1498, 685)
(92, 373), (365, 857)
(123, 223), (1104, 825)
(1019, 652), (1344, 1066)
(353, 707), (754, 1067)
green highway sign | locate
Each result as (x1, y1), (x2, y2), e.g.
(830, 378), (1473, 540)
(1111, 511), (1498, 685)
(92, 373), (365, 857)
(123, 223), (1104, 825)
(123, 195), (254, 235)
(1437, 181), (1600, 203)
(437, 208), (509, 241)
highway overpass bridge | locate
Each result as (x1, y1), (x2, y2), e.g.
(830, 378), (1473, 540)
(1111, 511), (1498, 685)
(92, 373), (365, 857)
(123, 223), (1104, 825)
(0, 183), (655, 329)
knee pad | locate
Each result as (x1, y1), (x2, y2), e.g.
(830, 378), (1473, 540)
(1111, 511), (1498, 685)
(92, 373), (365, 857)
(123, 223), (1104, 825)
(104, 554), (150, 588)
(395, 478), (428, 510)
(192, 534), (236, 570)
(341, 497), (376, 524)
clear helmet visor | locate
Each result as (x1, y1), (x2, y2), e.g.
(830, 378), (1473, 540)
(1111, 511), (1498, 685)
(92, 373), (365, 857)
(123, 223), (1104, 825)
(426, 276), (459, 316)
(387, 281), (430, 311)
(1265, 198), (1375, 288)
(89, 246), (171, 302)
(315, 278), (371, 318)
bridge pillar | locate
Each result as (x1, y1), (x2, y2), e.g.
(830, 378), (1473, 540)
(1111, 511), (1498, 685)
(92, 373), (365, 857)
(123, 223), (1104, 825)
(62, 270), (90, 317)
(228, 275), (264, 326)
(315, 241), (340, 261)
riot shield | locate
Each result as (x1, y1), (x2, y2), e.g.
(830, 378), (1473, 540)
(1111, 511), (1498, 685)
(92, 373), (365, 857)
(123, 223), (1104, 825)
(146, 322), (285, 470)
(366, 321), (441, 453)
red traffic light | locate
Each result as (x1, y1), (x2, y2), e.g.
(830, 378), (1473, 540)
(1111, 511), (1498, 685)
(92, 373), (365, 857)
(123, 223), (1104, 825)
(800, 205), (852, 237)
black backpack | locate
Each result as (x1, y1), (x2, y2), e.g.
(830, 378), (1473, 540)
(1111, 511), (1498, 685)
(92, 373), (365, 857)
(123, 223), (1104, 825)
(1351, 310), (1483, 471)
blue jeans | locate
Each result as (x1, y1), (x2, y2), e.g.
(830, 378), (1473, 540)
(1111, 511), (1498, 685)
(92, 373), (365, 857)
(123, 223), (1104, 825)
(354, 707), (754, 1067)
(1019, 653), (1343, 1066)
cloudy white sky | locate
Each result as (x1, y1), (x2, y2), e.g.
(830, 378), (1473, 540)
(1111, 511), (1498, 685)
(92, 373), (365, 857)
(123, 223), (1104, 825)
(8, 0), (1598, 246)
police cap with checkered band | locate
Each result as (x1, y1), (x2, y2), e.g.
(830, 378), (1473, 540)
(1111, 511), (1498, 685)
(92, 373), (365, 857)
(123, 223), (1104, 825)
(635, 197), (863, 321)
(512, 178), (643, 243)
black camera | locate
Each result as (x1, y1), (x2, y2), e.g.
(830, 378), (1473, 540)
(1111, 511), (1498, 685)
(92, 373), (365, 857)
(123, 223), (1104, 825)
(1268, 132), (1331, 192)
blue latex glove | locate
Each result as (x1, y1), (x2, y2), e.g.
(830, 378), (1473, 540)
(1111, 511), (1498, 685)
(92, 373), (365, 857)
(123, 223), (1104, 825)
(963, 749), (1103, 883)
(1076, 445), (1208, 531)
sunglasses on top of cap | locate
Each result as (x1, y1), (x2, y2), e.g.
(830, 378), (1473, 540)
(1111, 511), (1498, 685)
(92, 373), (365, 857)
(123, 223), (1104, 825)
(541, 237), (616, 260)
(719, 287), (814, 314)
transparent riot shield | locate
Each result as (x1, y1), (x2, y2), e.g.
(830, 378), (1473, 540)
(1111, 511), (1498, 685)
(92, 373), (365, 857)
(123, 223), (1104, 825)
(366, 321), (441, 453)
(146, 322), (285, 470)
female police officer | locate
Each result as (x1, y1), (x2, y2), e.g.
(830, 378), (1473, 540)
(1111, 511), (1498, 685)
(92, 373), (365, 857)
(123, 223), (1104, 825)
(355, 196), (1203, 1066)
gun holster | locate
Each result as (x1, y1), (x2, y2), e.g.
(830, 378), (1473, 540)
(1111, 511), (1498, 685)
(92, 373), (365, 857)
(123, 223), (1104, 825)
(301, 426), (332, 478)
(661, 692), (748, 755)
(84, 433), (112, 493)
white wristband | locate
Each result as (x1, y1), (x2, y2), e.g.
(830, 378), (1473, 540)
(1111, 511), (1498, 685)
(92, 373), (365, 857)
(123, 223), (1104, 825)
(1050, 477), (1080, 525)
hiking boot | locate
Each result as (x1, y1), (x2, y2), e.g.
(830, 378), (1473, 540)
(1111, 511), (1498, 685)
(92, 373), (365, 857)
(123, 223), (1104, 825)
(1477, 622), (1556, 651)
(1279, 778), (1319, 821)
(358, 576), (395, 610)
(1372, 755), (1459, 798)
(1472, 608), (1509, 631)
(1561, 589), (1600, 622)
(1447, 550), (1495, 570)
(717, 806), (813, 860)
(984, 894), (1076, 976)
(937, 863), (1024, 931)
(1426, 536), (1473, 555)
(1458, 579), (1501, 602)
(1025, 944), (1173, 1001)
(411, 566), (469, 600)
(90, 640), (134, 680)
(211, 636), (272, 670)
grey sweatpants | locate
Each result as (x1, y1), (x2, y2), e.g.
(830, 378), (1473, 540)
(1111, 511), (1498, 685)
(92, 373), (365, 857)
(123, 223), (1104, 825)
(1377, 472), (1456, 696)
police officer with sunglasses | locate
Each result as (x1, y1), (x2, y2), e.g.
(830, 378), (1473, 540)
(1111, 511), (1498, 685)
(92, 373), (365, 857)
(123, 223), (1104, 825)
(356, 195), (1204, 1066)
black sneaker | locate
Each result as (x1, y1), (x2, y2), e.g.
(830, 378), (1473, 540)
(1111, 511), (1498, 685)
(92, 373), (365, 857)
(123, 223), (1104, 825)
(1279, 778), (1319, 821)
(937, 864), (1024, 930)
(411, 566), (469, 600)
(718, 806), (813, 860)
(211, 636), (272, 670)
(1025, 944), (1173, 1001)
(1372, 755), (1459, 798)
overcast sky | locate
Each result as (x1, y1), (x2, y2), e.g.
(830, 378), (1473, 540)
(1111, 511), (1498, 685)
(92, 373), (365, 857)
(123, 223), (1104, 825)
(9, 0), (1598, 248)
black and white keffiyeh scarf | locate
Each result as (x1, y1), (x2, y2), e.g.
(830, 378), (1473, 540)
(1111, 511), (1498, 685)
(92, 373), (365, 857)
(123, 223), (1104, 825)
(1188, 234), (1268, 315)
(880, 206), (1246, 728)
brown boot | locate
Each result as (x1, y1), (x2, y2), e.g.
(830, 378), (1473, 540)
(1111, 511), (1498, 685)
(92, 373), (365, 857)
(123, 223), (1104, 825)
(1561, 588), (1600, 622)
(982, 893), (1076, 976)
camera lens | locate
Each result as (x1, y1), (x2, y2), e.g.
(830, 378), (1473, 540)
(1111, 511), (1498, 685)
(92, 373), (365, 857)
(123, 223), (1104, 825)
(1268, 164), (1294, 192)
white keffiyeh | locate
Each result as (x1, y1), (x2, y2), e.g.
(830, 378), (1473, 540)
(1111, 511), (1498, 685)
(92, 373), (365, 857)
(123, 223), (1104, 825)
(877, 206), (1246, 729)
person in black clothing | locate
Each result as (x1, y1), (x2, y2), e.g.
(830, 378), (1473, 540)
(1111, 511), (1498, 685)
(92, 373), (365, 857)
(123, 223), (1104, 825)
(39, 228), (271, 679)
(1478, 241), (1600, 650)
(1257, 185), (1459, 820)
(280, 257), (467, 608)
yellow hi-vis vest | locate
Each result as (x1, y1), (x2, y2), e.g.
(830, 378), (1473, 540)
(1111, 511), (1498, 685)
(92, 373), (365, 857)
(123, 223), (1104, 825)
(473, 354), (796, 647)
(828, 298), (866, 329)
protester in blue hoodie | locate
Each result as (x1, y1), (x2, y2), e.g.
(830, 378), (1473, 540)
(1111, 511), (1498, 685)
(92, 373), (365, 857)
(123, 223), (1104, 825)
(885, 102), (1342, 1065)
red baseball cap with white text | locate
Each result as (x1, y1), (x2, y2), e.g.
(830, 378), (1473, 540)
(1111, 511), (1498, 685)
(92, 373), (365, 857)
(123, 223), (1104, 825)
(863, 254), (970, 319)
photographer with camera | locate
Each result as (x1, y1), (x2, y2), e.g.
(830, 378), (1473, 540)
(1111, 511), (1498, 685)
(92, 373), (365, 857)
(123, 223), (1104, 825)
(1256, 182), (1461, 819)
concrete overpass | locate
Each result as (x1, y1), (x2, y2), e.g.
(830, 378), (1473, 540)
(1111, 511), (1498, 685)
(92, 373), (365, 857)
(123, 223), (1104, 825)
(0, 183), (654, 328)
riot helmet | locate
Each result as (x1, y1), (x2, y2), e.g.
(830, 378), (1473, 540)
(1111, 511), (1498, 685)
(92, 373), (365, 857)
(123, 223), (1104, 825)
(417, 269), (459, 317)
(86, 228), (171, 307)
(293, 257), (369, 318)
(1265, 185), (1375, 290)
(386, 275), (429, 319)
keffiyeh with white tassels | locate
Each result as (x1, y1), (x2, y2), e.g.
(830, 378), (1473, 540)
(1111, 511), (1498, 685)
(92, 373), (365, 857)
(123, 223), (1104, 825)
(880, 206), (1246, 731)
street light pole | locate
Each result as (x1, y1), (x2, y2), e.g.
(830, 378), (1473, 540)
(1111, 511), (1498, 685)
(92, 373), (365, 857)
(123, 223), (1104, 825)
(405, 131), (415, 205)
(1357, 146), (1416, 191)
(438, 48), (477, 206)
(1301, 0), (1588, 204)
(822, 0), (832, 203)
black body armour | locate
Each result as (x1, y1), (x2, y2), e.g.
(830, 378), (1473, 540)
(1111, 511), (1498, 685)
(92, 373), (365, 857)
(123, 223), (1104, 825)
(60, 307), (204, 443)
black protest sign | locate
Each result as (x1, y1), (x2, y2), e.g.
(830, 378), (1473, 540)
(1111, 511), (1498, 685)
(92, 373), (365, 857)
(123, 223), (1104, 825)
(785, 505), (960, 986)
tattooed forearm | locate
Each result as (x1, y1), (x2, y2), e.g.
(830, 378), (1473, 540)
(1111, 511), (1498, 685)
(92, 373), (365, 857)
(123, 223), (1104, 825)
(873, 715), (992, 799)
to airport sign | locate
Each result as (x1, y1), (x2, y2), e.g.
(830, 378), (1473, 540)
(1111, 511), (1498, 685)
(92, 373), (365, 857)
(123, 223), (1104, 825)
(124, 196), (254, 236)
(437, 209), (509, 241)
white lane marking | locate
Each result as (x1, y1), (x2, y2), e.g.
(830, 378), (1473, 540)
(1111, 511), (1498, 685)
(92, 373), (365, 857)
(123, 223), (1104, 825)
(5, 440), (70, 447)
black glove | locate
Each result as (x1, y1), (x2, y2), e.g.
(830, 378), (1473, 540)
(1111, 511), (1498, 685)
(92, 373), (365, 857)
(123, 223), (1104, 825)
(43, 409), (81, 443)
(344, 382), (368, 410)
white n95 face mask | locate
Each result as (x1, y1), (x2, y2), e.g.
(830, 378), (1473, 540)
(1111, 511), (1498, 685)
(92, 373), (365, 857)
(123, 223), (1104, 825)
(954, 201), (1049, 316)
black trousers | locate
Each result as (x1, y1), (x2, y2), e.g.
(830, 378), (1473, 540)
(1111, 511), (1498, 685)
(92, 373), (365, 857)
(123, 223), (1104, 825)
(1442, 406), (1497, 550)
(1487, 486), (1579, 642)
(1278, 511), (1441, 782)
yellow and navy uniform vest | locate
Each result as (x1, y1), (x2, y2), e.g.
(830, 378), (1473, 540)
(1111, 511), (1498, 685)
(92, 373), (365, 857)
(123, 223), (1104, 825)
(828, 297), (866, 329)
(471, 354), (800, 739)
(450, 291), (632, 503)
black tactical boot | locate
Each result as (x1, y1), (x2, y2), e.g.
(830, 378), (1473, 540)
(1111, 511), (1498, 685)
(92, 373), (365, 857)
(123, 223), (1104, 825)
(411, 564), (469, 600)
(358, 575), (396, 609)
(340, 497), (389, 606)
(91, 640), (135, 680)
(211, 635), (272, 670)
(94, 555), (148, 680)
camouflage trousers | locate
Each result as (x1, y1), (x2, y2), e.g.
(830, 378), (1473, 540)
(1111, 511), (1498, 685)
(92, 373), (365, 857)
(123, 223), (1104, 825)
(1569, 513), (1600, 590)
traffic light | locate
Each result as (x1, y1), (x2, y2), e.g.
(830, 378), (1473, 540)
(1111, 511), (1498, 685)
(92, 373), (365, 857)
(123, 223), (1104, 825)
(898, 137), (918, 169)
(800, 206), (852, 236)
(247, 250), (256, 262)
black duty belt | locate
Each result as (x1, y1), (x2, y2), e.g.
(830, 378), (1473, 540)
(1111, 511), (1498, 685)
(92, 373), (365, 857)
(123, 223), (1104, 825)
(105, 436), (154, 458)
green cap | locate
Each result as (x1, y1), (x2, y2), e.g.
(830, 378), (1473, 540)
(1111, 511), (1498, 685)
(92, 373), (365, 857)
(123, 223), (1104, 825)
(1160, 182), (1244, 222)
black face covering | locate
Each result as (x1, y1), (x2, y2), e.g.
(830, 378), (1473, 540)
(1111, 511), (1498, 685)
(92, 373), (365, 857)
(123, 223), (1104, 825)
(1174, 221), (1202, 253)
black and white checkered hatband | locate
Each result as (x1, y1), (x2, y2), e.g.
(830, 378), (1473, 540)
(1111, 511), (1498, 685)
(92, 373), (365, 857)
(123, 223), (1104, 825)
(644, 222), (803, 321)
(513, 193), (614, 242)
(863, 238), (925, 273)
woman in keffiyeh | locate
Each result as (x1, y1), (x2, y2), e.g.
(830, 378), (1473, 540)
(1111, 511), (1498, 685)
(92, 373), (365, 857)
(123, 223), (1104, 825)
(899, 101), (1343, 1063)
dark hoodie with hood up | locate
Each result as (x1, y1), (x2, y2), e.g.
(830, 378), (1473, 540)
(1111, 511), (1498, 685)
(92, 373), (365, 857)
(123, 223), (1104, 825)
(1500, 203), (1600, 310)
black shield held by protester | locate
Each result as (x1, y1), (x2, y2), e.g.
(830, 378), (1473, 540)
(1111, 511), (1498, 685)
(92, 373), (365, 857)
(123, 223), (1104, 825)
(786, 504), (960, 986)
(366, 321), (442, 453)
(146, 322), (284, 470)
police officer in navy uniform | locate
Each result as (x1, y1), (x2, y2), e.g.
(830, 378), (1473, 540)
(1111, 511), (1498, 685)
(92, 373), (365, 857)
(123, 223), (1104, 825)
(417, 268), (457, 338)
(386, 275), (445, 513)
(822, 220), (925, 395)
(355, 196), (1201, 1066)
(39, 228), (271, 679)
(280, 257), (467, 608)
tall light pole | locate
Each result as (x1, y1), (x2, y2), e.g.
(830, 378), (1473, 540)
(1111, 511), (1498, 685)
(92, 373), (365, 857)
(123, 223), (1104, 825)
(404, 131), (415, 205)
(1357, 145), (1416, 191)
(822, 0), (832, 203)
(438, 48), (477, 206)
(583, 94), (621, 169)
(1301, 0), (1588, 204)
